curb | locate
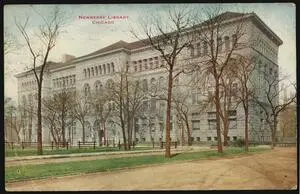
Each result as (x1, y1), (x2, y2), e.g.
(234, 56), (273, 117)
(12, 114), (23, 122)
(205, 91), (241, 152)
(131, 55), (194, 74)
(6, 147), (210, 162)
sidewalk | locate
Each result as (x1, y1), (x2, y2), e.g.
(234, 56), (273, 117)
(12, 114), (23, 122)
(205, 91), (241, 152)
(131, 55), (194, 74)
(6, 146), (211, 162)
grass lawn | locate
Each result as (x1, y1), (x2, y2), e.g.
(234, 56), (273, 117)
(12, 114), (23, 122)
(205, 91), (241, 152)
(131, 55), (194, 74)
(5, 147), (269, 182)
(5, 146), (153, 157)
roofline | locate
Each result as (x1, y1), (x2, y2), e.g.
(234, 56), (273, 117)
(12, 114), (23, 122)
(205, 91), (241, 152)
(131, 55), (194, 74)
(251, 13), (283, 46)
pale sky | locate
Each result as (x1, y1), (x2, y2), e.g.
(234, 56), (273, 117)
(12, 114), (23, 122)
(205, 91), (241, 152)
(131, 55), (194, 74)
(4, 3), (296, 104)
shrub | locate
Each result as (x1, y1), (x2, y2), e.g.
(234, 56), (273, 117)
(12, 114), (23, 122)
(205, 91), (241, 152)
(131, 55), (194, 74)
(231, 138), (245, 147)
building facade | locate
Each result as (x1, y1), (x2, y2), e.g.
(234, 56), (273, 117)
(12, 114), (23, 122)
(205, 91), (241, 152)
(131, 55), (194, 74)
(15, 12), (282, 145)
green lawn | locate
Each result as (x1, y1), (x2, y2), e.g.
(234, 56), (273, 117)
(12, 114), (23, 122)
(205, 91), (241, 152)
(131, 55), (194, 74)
(5, 147), (269, 182)
(5, 146), (153, 157)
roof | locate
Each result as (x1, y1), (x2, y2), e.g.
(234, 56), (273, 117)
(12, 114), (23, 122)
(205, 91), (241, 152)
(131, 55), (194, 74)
(75, 11), (249, 60)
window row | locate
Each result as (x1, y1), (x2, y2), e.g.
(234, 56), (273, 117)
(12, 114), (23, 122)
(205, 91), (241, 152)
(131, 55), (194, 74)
(206, 136), (237, 141)
(52, 75), (76, 88)
(258, 38), (277, 59)
(84, 62), (115, 79)
(189, 34), (238, 57)
(83, 79), (114, 96)
(257, 61), (278, 77)
(131, 56), (162, 72)
(21, 79), (37, 88)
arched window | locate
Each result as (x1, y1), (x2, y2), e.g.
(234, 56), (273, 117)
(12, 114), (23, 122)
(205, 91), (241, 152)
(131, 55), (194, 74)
(99, 65), (102, 75)
(94, 80), (102, 94)
(88, 68), (91, 78)
(217, 37), (222, 53)
(224, 36), (230, 51)
(83, 83), (90, 97)
(111, 62), (115, 72)
(197, 43), (201, 56)
(91, 67), (94, 77)
(95, 66), (98, 76)
(150, 77), (156, 91)
(203, 41), (208, 55)
(232, 34), (237, 48)
(190, 45), (194, 57)
(159, 76), (164, 88)
(103, 64), (106, 74)
(142, 79), (148, 92)
(106, 79), (114, 89)
(84, 69), (87, 78)
(107, 63), (110, 74)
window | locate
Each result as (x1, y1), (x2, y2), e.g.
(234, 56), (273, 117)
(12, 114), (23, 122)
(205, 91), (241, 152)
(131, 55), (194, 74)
(149, 58), (153, 69)
(95, 66), (98, 76)
(139, 60), (142, 71)
(269, 67), (272, 75)
(197, 43), (201, 56)
(207, 137), (211, 141)
(142, 79), (148, 92)
(217, 37), (222, 53)
(84, 69), (87, 78)
(232, 34), (237, 48)
(233, 136), (237, 141)
(91, 67), (94, 77)
(190, 45), (194, 57)
(224, 36), (230, 51)
(227, 136), (230, 141)
(203, 41), (208, 55)
(207, 111), (216, 118)
(229, 118), (237, 129)
(143, 59), (148, 70)
(103, 64), (106, 74)
(228, 110), (237, 117)
(83, 83), (90, 97)
(208, 119), (216, 130)
(107, 63), (111, 74)
(99, 65), (102, 74)
(192, 93), (196, 104)
(154, 57), (159, 68)
(192, 120), (200, 130)
(192, 112), (200, 117)
(88, 68), (90, 78)
(214, 137), (218, 141)
(111, 62), (115, 72)
(196, 137), (200, 141)
(191, 137), (194, 142)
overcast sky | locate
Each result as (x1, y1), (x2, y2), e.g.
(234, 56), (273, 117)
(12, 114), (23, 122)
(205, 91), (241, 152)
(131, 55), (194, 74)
(4, 3), (296, 104)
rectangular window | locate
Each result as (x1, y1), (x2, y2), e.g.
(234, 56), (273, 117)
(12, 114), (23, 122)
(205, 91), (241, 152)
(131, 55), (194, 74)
(228, 110), (237, 117)
(233, 136), (237, 141)
(214, 137), (218, 141)
(197, 43), (201, 56)
(208, 119), (216, 130)
(207, 111), (216, 118)
(229, 118), (237, 129)
(192, 120), (200, 130)
(207, 137), (211, 141)
(192, 112), (200, 117)
(197, 137), (200, 141)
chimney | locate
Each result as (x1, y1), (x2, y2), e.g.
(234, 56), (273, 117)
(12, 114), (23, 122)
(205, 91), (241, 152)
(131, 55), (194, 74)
(62, 54), (75, 63)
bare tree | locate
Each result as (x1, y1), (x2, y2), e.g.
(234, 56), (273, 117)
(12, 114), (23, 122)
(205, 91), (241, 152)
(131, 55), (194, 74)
(91, 87), (112, 146)
(110, 69), (146, 150)
(15, 6), (66, 155)
(194, 8), (249, 153)
(72, 95), (90, 143)
(231, 55), (256, 151)
(252, 70), (296, 148)
(131, 6), (197, 157)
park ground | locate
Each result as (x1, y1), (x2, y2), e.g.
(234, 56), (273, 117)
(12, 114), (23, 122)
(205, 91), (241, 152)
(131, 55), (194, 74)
(5, 147), (297, 191)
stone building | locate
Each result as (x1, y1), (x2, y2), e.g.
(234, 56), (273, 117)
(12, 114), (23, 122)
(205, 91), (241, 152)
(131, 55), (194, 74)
(15, 11), (282, 145)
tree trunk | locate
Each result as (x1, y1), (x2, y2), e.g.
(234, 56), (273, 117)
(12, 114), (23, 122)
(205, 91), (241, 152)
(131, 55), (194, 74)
(165, 70), (173, 158)
(61, 110), (66, 147)
(82, 122), (85, 143)
(244, 107), (249, 152)
(215, 80), (223, 153)
(37, 84), (43, 155)
(184, 119), (192, 146)
(223, 118), (229, 146)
